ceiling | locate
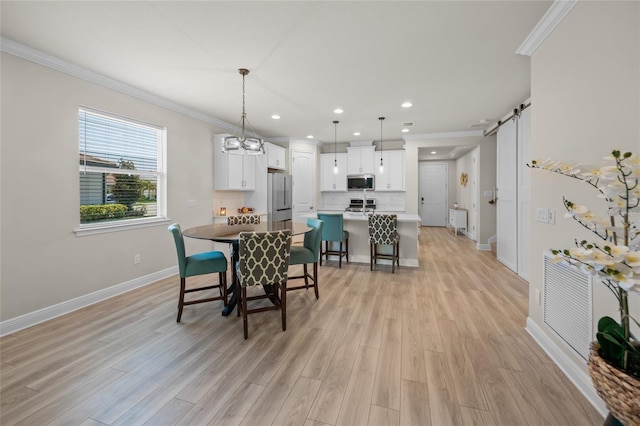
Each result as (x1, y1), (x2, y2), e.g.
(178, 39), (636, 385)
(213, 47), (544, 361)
(1, 1), (550, 148)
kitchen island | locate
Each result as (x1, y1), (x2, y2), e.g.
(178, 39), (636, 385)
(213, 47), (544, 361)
(304, 211), (420, 267)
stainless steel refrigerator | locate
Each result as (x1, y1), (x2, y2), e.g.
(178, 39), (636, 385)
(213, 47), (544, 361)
(267, 173), (292, 222)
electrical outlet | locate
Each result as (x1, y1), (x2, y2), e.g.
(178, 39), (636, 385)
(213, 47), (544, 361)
(134, 254), (141, 264)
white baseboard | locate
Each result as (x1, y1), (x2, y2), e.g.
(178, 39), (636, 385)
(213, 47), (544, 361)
(0, 267), (177, 337)
(525, 317), (607, 419)
(488, 234), (497, 244)
(476, 242), (491, 251)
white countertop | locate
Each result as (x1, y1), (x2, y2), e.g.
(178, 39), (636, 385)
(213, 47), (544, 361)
(308, 211), (420, 222)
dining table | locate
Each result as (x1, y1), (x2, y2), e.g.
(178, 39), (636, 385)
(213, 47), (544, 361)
(182, 220), (311, 316)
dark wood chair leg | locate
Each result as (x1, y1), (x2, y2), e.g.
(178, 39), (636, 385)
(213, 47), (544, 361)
(220, 272), (228, 306)
(370, 242), (374, 271)
(280, 281), (287, 331)
(177, 277), (186, 322)
(392, 243), (396, 274)
(237, 274), (242, 318)
(313, 262), (319, 299)
(338, 242), (343, 268)
(346, 238), (349, 263)
(242, 287), (249, 339)
(303, 264), (309, 288)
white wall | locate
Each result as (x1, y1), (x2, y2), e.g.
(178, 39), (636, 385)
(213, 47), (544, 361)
(1, 53), (228, 322)
(528, 0), (639, 395)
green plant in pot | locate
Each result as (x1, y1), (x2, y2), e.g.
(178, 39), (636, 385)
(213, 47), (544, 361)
(530, 150), (639, 423)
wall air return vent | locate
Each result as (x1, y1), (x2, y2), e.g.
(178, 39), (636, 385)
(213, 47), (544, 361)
(402, 122), (414, 127)
(543, 253), (593, 361)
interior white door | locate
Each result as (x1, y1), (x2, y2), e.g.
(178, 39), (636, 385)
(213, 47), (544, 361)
(419, 162), (448, 227)
(497, 118), (518, 273)
(517, 107), (531, 281)
(291, 149), (316, 222)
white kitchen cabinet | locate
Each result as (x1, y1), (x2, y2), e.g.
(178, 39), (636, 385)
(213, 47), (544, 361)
(320, 153), (347, 191)
(449, 208), (467, 235)
(347, 146), (375, 174)
(213, 134), (256, 191)
(266, 142), (286, 170)
(374, 150), (404, 191)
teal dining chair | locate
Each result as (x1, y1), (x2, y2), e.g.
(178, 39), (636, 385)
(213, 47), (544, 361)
(168, 223), (228, 322)
(237, 230), (292, 339)
(368, 214), (400, 273)
(287, 218), (324, 299)
(317, 213), (349, 268)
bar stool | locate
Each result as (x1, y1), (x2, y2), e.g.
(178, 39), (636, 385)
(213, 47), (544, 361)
(317, 213), (349, 268)
(287, 218), (324, 298)
(368, 214), (400, 273)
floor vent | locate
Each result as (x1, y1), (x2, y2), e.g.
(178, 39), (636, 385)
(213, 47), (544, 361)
(543, 253), (593, 361)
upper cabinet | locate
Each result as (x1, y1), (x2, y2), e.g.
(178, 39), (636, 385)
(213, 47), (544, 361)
(347, 146), (375, 174)
(374, 150), (404, 191)
(266, 142), (286, 170)
(213, 134), (256, 191)
(320, 153), (348, 192)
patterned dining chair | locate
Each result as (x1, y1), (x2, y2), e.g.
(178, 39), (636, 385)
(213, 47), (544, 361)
(287, 218), (324, 299)
(168, 223), (228, 322)
(368, 214), (400, 273)
(237, 230), (292, 339)
(227, 214), (261, 225)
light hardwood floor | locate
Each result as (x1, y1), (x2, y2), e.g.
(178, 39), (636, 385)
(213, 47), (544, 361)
(0, 227), (603, 425)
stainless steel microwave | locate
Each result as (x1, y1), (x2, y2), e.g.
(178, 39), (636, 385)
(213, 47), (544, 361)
(347, 174), (375, 191)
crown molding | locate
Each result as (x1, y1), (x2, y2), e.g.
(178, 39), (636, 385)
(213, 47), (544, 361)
(0, 36), (247, 135)
(516, 0), (579, 56)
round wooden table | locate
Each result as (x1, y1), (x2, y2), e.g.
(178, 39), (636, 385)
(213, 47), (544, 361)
(183, 221), (311, 316)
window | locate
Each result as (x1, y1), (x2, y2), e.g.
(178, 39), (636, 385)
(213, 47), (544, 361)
(78, 107), (166, 232)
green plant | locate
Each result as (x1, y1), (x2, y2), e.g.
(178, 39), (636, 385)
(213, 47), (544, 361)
(530, 150), (639, 376)
(80, 203), (128, 223)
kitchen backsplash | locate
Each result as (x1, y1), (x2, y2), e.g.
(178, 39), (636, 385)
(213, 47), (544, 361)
(321, 191), (405, 212)
(213, 190), (246, 216)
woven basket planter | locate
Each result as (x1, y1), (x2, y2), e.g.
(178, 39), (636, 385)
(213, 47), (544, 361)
(588, 342), (640, 426)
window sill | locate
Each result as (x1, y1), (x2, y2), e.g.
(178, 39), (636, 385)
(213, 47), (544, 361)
(74, 217), (171, 237)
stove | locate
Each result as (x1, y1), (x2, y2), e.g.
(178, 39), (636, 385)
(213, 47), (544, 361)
(345, 198), (376, 212)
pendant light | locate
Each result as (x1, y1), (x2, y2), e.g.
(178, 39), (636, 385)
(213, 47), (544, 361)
(333, 120), (339, 174)
(378, 116), (385, 173)
(222, 68), (265, 155)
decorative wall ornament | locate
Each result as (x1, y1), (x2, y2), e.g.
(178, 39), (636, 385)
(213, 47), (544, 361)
(459, 173), (468, 187)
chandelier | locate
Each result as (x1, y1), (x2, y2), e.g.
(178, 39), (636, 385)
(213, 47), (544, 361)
(222, 68), (265, 155)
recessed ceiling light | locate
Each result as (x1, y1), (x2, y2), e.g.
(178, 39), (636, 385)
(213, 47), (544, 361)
(401, 128), (410, 133)
(353, 132), (361, 136)
(271, 114), (280, 120)
(334, 108), (344, 114)
(306, 135), (314, 139)
(402, 102), (413, 108)
(431, 151), (437, 154)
